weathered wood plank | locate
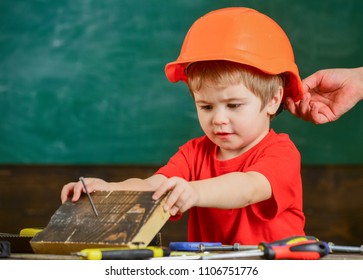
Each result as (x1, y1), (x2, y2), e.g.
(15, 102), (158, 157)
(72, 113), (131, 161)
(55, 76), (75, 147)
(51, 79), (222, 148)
(30, 191), (170, 254)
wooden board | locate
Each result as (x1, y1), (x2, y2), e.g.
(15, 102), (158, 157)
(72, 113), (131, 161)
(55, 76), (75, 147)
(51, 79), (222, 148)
(30, 191), (170, 254)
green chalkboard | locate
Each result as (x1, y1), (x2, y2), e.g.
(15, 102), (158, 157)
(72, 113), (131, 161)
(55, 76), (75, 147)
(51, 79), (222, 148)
(1, 0), (362, 164)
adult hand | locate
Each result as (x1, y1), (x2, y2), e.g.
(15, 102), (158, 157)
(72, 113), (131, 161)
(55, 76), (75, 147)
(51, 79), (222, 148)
(285, 67), (363, 124)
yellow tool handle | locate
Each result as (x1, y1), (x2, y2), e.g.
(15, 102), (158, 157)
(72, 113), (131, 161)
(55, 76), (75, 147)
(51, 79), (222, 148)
(19, 228), (43, 237)
(77, 246), (169, 260)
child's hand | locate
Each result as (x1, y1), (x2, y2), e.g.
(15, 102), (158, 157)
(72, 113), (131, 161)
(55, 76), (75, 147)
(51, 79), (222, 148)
(152, 177), (199, 216)
(60, 177), (109, 203)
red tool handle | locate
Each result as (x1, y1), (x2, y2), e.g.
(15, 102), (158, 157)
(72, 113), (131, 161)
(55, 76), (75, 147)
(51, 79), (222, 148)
(262, 240), (329, 260)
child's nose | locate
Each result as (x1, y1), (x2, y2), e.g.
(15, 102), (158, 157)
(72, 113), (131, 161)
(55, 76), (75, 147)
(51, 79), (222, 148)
(212, 109), (229, 125)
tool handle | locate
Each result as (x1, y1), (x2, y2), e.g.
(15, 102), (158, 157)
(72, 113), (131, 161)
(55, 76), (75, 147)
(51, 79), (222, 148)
(81, 247), (170, 260)
(0, 241), (11, 258)
(268, 235), (318, 246)
(102, 247), (170, 260)
(101, 249), (155, 260)
(262, 241), (329, 260)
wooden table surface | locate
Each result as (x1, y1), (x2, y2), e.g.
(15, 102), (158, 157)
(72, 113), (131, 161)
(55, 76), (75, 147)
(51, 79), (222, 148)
(7, 252), (363, 260)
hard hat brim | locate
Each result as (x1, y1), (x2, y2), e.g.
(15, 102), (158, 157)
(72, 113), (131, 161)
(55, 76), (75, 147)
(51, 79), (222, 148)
(165, 56), (304, 103)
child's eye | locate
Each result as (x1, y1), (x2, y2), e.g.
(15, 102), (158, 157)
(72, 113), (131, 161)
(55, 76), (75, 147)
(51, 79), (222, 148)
(227, 103), (241, 109)
(200, 105), (213, 110)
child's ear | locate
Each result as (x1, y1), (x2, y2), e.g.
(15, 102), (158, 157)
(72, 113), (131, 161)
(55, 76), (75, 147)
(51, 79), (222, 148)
(267, 86), (284, 115)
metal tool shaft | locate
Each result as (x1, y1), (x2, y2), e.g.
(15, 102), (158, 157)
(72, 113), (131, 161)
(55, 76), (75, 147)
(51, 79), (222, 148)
(328, 242), (363, 254)
(199, 243), (257, 252)
(79, 177), (99, 217)
(201, 250), (263, 260)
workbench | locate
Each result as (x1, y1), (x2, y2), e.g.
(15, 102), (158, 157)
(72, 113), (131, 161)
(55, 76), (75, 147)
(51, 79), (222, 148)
(7, 252), (363, 260)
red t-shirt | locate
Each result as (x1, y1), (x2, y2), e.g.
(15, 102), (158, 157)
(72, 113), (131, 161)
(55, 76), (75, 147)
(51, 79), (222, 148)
(156, 129), (305, 244)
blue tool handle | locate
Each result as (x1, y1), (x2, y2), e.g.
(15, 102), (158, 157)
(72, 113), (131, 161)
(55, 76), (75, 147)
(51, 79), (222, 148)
(169, 242), (222, 251)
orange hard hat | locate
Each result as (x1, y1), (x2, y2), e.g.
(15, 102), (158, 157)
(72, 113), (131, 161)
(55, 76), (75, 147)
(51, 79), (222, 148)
(165, 7), (303, 102)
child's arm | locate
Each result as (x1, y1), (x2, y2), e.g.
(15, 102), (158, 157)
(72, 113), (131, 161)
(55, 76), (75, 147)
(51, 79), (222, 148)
(152, 171), (271, 216)
(60, 174), (167, 203)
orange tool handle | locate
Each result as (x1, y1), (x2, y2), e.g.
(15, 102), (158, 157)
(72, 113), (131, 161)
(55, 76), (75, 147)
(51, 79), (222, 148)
(261, 240), (329, 260)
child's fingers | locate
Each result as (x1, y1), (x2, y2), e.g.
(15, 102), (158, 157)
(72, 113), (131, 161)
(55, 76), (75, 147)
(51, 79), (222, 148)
(80, 177), (98, 192)
(61, 178), (104, 204)
(152, 177), (189, 214)
(60, 182), (77, 203)
(169, 205), (181, 216)
(152, 177), (177, 200)
(71, 181), (86, 202)
(163, 184), (185, 212)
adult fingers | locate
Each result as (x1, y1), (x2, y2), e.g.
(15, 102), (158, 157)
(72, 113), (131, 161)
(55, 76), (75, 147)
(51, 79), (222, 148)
(285, 97), (300, 117)
(297, 92), (312, 121)
(302, 71), (322, 93)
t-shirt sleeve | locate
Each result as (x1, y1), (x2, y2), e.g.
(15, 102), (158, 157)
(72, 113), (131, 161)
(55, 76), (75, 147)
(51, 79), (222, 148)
(155, 141), (193, 181)
(245, 135), (302, 221)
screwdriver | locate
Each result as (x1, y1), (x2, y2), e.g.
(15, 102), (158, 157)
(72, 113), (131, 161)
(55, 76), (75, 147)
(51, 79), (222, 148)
(202, 240), (329, 260)
(199, 235), (318, 252)
(74, 246), (170, 260)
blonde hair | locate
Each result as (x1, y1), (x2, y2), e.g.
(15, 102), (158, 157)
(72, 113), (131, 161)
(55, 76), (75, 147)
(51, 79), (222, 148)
(186, 60), (284, 109)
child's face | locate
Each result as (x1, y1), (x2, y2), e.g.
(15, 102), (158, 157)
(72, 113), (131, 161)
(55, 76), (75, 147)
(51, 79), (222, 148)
(194, 83), (274, 160)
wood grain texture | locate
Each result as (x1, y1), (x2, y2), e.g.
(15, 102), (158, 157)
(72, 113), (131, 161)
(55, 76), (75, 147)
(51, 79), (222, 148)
(30, 191), (170, 254)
